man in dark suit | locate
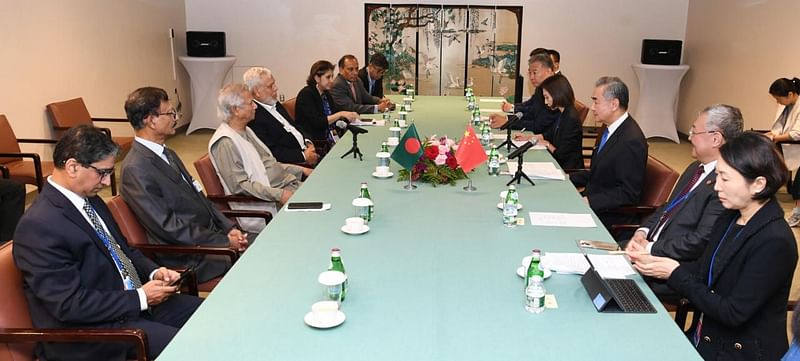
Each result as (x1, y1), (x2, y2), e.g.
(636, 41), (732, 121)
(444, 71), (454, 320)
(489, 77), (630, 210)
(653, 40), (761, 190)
(13, 125), (201, 360)
(120, 87), (248, 283)
(243, 67), (319, 165)
(358, 52), (388, 98)
(569, 76), (647, 230)
(0, 177), (25, 243)
(626, 104), (744, 261)
(330, 54), (393, 114)
(489, 52), (559, 134)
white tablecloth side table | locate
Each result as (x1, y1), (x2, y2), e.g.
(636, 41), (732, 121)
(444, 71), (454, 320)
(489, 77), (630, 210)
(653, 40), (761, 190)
(179, 56), (236, 134)
(631, 64), (690, 143)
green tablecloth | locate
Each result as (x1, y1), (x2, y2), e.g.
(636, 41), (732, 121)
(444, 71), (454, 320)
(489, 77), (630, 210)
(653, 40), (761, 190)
(158, 96), (701, 360)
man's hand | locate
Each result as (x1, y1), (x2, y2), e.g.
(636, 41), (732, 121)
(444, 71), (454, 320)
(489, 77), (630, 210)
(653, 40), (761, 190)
(303, 146), (319, 165)
(625, 230), (649, 252)
(152, 267), (180, 285)
(489, 113), (508, 129)
(280, 189), (294, 206)
(227, 228), (249, 252)
(501, 101), (514, 113)
(301, 167), (313, 178)
(377, 99), (393, 112)
(142, 280), (177, 306)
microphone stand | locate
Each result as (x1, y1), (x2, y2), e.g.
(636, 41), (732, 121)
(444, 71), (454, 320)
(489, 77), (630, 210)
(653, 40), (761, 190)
(496, 114), (520, 153)
(506, 141), (536, 187)
(340, 132), (364, 161)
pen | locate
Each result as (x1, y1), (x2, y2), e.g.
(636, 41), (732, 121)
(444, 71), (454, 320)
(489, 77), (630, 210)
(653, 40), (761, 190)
(519, 127), (527, 133)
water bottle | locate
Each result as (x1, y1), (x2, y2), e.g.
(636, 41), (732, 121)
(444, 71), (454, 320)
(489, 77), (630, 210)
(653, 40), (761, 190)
(525, 275), (546, 313)
(525, 249), (544, 287)
(360, 182), (374, 221)
(488, 145), (500, 176)
(472, 107), (481, 126)
(381, 142), (390, 153)
(503, 185), (519, 227)
(329, 248), (347, 302)
(480, 121), (492, 146)
(467, 96), (476, 111)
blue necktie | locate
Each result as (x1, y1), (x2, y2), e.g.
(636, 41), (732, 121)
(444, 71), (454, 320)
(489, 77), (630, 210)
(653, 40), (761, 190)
(596, 128), (610, 154)
(83, 199), (142, 289)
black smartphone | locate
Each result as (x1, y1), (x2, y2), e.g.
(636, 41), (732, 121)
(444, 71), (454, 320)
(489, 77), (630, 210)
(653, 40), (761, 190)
(287, 202), (324, 210)
(169, 266), (195, 287)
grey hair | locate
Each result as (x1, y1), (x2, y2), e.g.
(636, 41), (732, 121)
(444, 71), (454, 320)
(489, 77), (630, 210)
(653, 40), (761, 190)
(242, 67), (272, 91)
(217, 83), (249, 122)
(528, 53), (554, 69)
(595, 76), (629, 110)
(702, 104), (744, 140)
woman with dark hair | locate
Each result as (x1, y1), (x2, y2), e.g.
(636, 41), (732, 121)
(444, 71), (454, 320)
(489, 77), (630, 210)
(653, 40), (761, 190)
(766, 77), (800, 226)
(513, 74), (582, 169)
(630, 132), (798, 361)
(294, 60), (358, 146)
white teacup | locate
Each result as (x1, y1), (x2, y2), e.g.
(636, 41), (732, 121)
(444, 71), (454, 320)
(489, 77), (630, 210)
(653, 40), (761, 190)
(387, 137), (399, 146)
(344, 217), (365, 232)
(311, 300), (339, 324)
(375, 166), (390, 176)
(397, 119), (407, 127)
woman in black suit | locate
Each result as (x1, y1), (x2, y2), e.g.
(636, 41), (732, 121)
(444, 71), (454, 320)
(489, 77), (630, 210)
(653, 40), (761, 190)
(295, 60), (358, 145)
(514, 74), (582, 169)
(630, 132), (797, 361)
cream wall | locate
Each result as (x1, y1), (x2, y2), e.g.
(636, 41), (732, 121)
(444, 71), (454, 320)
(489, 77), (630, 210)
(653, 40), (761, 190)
(679, 0), (800, 133)
(185, 0), (689, 120)
(0, 0), (188, 159)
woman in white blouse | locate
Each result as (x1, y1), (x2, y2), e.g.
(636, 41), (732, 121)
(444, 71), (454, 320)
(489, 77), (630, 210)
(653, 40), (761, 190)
(765, 77), (800, 225)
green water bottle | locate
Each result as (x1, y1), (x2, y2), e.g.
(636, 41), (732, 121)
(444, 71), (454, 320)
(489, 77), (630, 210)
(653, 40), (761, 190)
(503, 185), (519, 227)
(488, 145), (500, 176)
(381, 142), (389, 153)
(360, 182), (374, 221)
(329, 248), (347, 302)
(525, 249), (544, 287)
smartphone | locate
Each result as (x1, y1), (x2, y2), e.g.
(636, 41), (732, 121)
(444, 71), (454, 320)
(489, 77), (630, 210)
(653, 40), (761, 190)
(579, 240), (620, 251)
(169, 266), (195, 287)
(287, 202), (324, 210)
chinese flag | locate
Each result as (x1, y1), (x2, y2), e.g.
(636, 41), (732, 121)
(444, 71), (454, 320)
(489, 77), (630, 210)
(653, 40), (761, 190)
(455, 126), (487, 173)
(391, 123), (424, 170)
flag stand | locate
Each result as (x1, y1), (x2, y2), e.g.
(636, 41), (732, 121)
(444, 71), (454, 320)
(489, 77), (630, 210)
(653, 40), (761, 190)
(462, 178), (477, 192)
(403, 176), (418, 191)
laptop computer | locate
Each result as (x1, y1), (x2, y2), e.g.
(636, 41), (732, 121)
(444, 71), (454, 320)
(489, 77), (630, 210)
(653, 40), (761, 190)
(579, 249), (657, 314)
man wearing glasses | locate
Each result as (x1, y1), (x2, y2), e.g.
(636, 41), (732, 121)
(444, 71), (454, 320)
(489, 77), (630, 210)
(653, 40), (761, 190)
(358, 52), (388, 98)
(119, 87), (248, 284)
(13, 125), (201, 360)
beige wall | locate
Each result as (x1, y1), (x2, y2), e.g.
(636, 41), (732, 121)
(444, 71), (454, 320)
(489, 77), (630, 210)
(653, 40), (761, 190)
(186, 0), (689, 119)
(679, 0), (800, 133)
(0, 0), (188, 159)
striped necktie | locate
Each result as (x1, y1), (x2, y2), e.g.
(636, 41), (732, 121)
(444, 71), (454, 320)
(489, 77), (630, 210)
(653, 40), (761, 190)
(83, 199), (142, 289)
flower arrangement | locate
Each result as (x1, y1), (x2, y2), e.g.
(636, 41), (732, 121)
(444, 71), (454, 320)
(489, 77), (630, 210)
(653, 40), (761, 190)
(397, 135), (468, 186)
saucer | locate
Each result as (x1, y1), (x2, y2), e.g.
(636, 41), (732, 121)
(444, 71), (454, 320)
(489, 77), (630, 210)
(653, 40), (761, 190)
(341, 225), (369, 235)
(516, 266), (552, 279)
(372, 171), (394, 179)
(497, 202), (523, 210)
(304, 310), (346, 329)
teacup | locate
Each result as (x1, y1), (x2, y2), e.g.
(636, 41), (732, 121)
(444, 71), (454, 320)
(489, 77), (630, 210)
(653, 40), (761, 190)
(344, 217), (365, 232)
(375, 166), (390, 176)
(397, 119), (407, 127)
(387, 137), (399, 146)
(311, 300), (339, 324)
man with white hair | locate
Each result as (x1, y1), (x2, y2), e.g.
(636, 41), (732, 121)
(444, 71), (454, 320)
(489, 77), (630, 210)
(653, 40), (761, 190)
(243, 67), (319, 165)
(208, 84), (310, 233)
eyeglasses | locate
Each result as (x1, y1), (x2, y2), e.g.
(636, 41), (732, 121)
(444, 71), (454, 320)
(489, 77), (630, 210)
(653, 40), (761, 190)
(688, 129), (718, 137)
(82, 164), (115, 179)
(155, 110), (180, 120)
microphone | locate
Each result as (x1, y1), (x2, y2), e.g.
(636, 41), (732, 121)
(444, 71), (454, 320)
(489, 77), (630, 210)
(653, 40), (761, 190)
(499, 112), (524, 130)
(335, 120), (368, 134)
(507, 140), (536, 159)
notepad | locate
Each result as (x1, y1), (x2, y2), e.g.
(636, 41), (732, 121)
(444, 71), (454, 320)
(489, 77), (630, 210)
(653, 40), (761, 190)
(529, 212), (596, 227)
(479, 98), (505, 103)
(479, 108), (502, 113)
(506, 162), (565, 180)
(541, 253), (634, 279)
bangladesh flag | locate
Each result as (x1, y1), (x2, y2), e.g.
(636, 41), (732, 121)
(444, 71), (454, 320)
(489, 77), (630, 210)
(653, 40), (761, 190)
(391, 123), (424, 170)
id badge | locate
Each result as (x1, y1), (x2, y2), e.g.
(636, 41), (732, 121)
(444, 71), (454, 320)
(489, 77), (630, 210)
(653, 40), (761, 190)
(192, 179), (204, 193)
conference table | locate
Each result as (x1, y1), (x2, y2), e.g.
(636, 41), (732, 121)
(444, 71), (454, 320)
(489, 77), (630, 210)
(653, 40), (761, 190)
(158, 96), (702, 360)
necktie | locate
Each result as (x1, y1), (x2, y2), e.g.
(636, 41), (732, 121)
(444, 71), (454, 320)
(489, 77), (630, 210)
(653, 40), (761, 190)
(649, 165), (705, 239)
(83, 199), (142, 289)
(349, 82), (358, 102)
(163, 147), (191, 185)
(596, 128), (610, 153)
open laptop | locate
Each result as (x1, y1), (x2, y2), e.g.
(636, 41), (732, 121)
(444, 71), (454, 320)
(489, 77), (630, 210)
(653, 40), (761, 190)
(579, 248), (657, 314)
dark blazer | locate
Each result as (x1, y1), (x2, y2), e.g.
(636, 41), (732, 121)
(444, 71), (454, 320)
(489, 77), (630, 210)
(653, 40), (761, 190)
(643, 161), (725, 261)
(542, 105), (583, 170)
(569, 115), (647, 229)
(330, 74), (380, 114)
(249, 102), (307, 164)
(511, 86), (560, 134)
(13, 184), (159, 360)
(120, 141), (233, 282)
(295, 84), (339, 141)
(667, 199), (797, 361)
(358, 67), (384, 98)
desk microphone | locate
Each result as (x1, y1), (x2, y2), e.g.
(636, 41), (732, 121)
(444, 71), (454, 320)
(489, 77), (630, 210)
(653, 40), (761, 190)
(335, 120), (368, 135)
(507, 139), (535, 159)
(499, 112), (524, 130)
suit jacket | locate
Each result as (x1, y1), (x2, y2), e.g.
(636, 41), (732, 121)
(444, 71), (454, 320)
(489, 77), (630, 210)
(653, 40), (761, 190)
(13, 184), (159, 360)
(642, 161), (725, 261)
(569, 115), (647, 229)
(667, 199), (797, 361)
(542, 105), (583, 170)
(511, 86), (560, 134)
(358, 67), (384, 98)
(120, 141), (233, 282)
(249, 102), (307, 164)
(330, 74), (380, 114)
(295, 85), (330, 141)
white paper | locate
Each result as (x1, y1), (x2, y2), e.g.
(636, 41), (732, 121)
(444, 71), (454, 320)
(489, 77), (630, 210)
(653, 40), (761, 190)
(283, 203), (332, 212)
(507, 162), (565, 181)
(352, 119), (385, 126)
(529, 212), (596, 227)
(479, 98), (505, 103)
(492, 133), (508, 140)
(479, 108), (503, 113)
(541, 253), (635, 279)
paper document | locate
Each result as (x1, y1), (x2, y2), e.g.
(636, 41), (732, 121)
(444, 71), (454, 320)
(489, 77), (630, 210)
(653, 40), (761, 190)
(283, 203), (332, 212)
(541, 253), (635, 279)
(479, 98), (505, 103)
(507, 162), (565, 180)
(352, 119), (385, 126)
(492, 133), (508, 140)
(479, 108), (502, 113)
(529, 212), (596, 227)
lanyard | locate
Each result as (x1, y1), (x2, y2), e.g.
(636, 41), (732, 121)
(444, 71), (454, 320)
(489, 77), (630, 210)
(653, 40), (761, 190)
(707, 218), (743, 287)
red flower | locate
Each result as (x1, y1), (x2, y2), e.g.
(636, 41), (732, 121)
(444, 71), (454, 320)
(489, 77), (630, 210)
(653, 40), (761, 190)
(446, 156), (458, 169)
(424, 145), (439, 160)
